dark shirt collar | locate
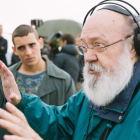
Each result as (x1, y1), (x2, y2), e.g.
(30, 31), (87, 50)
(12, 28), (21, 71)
(87, 60), (140, 123)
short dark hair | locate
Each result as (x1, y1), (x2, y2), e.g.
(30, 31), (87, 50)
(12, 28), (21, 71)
(61, 33), (75, 44)
(12, 24), (39, 45)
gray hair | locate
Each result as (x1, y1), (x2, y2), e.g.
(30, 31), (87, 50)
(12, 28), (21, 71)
(123, 15), (140, 58)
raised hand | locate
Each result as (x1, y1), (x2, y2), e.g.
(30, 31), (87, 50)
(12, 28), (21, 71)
(0, 61), (21, 105)
(0, 102), (43, 140)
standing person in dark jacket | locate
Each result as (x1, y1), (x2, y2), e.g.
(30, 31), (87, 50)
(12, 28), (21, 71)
(0, 25), (8, 66)
(54, 34), (79, 84)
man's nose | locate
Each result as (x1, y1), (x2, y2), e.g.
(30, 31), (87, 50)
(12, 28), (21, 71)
(25, 47), (32, 55)
(84, 49), (98, 63)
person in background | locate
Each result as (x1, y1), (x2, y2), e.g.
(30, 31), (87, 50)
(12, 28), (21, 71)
(0, 25), (76, 139)
(0, 25), (8, 66)
(1, 1), (140, 140)
(54, 33), (79, 84)
(75, 33), (84, 91)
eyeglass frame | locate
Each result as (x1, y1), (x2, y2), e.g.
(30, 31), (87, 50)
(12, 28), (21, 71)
(76, 35), (133, 55)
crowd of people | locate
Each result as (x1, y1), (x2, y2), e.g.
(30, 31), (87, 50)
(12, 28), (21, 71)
(0, 0), (140, 139)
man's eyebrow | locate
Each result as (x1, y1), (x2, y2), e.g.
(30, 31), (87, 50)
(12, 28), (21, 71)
(17, 42), (36, 48)
(17, 45), (25, 48)
(80, 35), (108, 44)
(29, 42), (36, 44)
(80, 37), (100, 44)
(28, 42), (36, 45)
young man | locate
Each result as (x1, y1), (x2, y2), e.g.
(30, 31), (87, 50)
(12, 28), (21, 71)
(0, 25), (76, 139)
(9, 25), (76, 105)
(1, 1), (140, 140)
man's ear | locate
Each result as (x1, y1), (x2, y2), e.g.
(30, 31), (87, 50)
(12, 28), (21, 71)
(39, 38), (44, 49)
(12, 46), (17, 55)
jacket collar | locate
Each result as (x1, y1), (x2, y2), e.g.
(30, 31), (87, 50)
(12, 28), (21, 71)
(44, 57), (67, 79)
(9, 57), (67, 79)
(87, 60), (140, 123)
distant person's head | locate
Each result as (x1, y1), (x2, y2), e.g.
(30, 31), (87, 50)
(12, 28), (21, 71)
(77, 5), (139, 107)
(0, 25), (3, 37)
(60, 34), (75, 47)
(12, 24), (43, 67)
(75, 33), (82, 46)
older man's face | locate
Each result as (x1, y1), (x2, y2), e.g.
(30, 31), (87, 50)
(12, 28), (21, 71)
(81, 10), (131, 72)
(81, 10), (134, 106)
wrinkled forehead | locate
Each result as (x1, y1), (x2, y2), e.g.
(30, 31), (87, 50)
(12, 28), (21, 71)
(81, 10), (127, 40)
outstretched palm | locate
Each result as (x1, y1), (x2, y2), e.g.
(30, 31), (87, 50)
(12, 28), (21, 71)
(0, 61), (21, 105)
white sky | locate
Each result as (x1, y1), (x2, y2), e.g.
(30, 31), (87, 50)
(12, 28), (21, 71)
(0, 0), (139, 64)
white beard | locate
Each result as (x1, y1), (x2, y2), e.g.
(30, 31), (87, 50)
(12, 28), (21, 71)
(83, 45), (133, 106)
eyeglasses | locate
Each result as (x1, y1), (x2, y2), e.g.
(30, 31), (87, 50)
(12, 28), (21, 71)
(76, 35), (133, 55)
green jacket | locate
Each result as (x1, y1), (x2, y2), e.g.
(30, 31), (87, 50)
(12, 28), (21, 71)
(17, 88), (140, 140)
(9, 58), (76, 105)
(16, 61), (140, 140)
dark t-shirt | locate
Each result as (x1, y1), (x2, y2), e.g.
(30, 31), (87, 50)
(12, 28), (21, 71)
(16, 70), (47, 95)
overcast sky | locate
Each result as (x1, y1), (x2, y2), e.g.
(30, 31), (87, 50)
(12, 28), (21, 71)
(0, 0), (100, 33)
(0, 0), (139, 64)
(0, 0), (139, 33)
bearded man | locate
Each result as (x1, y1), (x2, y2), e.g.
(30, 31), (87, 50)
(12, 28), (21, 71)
(0, 1), (140, 140)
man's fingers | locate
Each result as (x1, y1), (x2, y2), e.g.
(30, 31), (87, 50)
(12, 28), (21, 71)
(0, 103), (28, 132)
(0, 108), (25, 130)
(0, 63), (10, 77)
(0, 62), (14, 83)
(6, 102), (28, 123)
(4, 135), (33, 140)
(1, 62), (11, 75)
(0, 104), (41, 139)
(0, 119), (23, 136)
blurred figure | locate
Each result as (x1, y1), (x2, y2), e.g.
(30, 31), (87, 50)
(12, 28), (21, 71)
(0, 25), (8, 66)
(75, 33), (84, 91)
(47, 38), (59, 61)
(39, 35), (49, 59)
(47, 32), (63, 61)
(54, 33), (79, 84)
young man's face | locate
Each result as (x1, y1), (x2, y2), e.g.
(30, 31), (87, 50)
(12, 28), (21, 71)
(12, 33), (43, 67)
